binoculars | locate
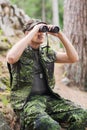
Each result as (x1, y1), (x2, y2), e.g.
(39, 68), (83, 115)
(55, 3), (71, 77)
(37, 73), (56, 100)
(39, 25), (59, 33)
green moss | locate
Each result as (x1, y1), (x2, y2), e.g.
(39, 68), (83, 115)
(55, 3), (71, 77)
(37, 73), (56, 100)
(0, 29), (3, 35)
(1, 96), (9, 106)
(0, 76), (10, 88)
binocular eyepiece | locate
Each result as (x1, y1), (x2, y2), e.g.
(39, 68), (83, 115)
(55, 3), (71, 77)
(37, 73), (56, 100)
(39, 25), (60, 33)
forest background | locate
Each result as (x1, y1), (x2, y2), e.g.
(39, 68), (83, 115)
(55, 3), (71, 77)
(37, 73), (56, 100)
(11, 0), (64, 28)
(0, 0), (87, 129)
(0, 0), (87, 106)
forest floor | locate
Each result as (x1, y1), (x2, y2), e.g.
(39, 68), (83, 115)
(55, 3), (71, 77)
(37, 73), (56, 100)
(54, 63), (87, 109)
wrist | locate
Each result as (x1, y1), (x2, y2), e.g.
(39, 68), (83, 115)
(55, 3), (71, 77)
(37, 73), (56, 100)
(57, 30), (64, 39)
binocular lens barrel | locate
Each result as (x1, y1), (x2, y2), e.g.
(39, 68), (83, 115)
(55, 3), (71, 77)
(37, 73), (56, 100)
(39, 26), (59, 33)
(39, 26), (49, 32)
(50, 26), (59, 33)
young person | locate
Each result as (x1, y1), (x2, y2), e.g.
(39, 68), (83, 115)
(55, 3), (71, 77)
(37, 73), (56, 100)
(7, 19), (87, 130)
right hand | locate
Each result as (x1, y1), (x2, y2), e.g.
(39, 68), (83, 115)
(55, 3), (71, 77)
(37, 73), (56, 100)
(31, 23), (47, 33)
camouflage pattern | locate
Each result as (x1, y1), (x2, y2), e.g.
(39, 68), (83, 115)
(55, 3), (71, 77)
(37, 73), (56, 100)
(17, 95), (87, 130)
(10, 45), (87, 130)
(10, 46), (56, 110)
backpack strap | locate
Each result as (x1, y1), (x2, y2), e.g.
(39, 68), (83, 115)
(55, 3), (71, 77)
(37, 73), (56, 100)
(7, 61), (21, 87)
(16, 60), (21, 87)
(7, 62), (13, 87)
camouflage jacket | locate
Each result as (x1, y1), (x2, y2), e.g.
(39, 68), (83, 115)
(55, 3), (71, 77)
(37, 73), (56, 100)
(10, 46), (58, 110)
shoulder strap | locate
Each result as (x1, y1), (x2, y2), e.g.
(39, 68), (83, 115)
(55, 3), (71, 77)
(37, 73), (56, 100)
(7, 61), (21, 87)
(7, 62), (13, 87)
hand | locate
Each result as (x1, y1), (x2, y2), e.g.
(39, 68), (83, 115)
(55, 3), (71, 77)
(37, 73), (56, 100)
(47, 25), (60, 37)
(32, 23), (47, 33)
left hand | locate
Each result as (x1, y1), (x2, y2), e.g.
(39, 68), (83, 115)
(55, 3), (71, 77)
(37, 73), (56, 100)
(47, 24), (60, 37)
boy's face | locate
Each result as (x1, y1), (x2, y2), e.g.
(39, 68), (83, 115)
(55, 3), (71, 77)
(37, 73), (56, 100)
(31, 31), (45, 45)
(25, 21), (47, 46)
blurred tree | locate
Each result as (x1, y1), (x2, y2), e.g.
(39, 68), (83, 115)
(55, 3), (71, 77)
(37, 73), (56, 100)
(11, 0), (64, 27)
(58, 0), (64, 28)
(64, 0), (87, 90)
(11, 0), (41, 19)
(52, 0), (59, 26)
(42, 0), (46, 21)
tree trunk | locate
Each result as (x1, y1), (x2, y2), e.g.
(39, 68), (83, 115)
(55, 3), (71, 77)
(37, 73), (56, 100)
(51, 0), (60, 49)
(42, 0), (46, 22)
(64, 0), (87, 90)
(52, 0), (59, 26)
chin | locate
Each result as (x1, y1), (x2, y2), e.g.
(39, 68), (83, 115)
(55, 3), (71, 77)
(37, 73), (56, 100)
(38, 40), (44, 44)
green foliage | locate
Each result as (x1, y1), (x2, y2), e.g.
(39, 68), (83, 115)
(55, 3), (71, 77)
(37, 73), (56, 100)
(60, 42), (64, 48)
(11, 0), (41, 19)
(2, 37), (8, 43)
(1, 76), (10, 88)
(11, 0), (64, 28)
(1, 95), (9, 106)
(59, 0), (64, 28)
(0, 29), (3, 35)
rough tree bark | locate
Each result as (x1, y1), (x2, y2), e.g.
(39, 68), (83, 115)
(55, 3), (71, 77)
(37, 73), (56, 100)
(64, 0), (87, 90)
(0, 0), (29, 36)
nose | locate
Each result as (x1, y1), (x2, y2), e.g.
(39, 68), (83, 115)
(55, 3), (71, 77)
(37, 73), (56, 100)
(38, 32), (45, 36)
(38, 32), (44, 34)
